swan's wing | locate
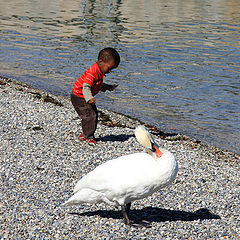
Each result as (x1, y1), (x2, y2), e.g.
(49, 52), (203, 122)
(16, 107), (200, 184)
(73, 153), (155, 194)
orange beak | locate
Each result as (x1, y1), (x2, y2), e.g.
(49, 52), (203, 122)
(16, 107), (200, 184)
(153, 145), (163, 158)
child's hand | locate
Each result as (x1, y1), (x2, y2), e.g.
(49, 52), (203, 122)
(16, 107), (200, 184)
(88, 98), (96, 104)
(108, 84), (118, 91)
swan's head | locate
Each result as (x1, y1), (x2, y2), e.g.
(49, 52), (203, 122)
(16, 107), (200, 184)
(135, 125), (162, 158)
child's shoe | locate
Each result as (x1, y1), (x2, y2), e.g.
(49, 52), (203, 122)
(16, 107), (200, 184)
(85, 138), (97, 145)
(79, 133), (97, 145)
(79, 133), (85, 141)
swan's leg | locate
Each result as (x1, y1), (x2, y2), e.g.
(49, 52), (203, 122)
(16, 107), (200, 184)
(121, 202), (131, 225)
(126, 202), (131, 214)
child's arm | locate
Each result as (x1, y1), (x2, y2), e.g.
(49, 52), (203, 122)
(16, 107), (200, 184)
(101, 83), (118, 92)
(82, 82), (96, 104)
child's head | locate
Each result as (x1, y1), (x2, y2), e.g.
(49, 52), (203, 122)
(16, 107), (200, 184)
(98, 47), (120, 75)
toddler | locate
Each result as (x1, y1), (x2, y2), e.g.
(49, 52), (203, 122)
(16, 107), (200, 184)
(71, 47), (120, 145)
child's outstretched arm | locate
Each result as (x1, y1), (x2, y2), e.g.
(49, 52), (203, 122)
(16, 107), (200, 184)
(101, 83), (118, 92)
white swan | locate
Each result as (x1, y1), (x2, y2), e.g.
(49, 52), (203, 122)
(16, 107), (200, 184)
(63, 125), (178, 224)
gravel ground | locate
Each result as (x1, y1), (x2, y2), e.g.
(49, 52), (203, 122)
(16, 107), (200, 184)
(0, 77), (239, 239)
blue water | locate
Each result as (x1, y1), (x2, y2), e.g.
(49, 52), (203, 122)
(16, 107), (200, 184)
(0, 0), (239, 154)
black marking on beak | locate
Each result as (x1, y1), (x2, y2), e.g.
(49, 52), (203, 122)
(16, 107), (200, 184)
(151, 142), (156, 152)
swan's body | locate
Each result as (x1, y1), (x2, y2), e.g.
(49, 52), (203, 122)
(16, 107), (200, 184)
(63, 126), (178, 224)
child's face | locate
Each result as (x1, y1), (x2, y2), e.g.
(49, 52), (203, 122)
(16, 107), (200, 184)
(99, 59), (118, 75)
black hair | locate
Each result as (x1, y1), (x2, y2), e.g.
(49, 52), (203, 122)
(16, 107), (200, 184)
(98, 47), (120, 66)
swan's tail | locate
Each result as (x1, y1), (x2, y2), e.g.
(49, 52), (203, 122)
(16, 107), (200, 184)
(62, 190), (86, 207)
(62, 198), (80, 207)
(62, 188), (105, 207)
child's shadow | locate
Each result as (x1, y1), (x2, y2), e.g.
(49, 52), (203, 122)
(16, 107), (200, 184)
(70, 207), (220, 226)
(97, 134), (134, 142)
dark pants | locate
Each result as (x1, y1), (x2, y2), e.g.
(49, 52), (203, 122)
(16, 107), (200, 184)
(70, 93), (98, 139)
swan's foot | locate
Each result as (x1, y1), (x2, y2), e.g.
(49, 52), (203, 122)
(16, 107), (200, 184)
(121, 202), (131, 225)
(121, 203), (151, 227)
(130, 220), (152, 228)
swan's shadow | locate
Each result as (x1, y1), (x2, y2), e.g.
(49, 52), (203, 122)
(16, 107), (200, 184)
(70, 207), (220, 224)
(97, 134), (134, 142)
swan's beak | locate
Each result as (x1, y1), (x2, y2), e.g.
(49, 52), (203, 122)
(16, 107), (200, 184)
(151, 142), (163, 158)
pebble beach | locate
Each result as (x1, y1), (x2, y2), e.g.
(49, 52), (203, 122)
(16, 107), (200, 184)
(0, 77), (239, 239)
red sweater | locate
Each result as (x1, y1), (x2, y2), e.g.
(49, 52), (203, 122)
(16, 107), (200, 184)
(72, 62), (103, 98)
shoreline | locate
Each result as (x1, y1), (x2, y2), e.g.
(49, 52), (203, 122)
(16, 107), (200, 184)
(0, 76), (238, 158)
(0, 76), (239, 239)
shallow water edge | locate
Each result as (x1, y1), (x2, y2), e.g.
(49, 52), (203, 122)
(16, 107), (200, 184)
(1, 75), (239, 159)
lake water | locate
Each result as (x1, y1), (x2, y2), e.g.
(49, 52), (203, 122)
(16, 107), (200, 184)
(0, 0), (239, 154)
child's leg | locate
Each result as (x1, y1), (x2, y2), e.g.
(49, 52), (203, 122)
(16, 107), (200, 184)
(70, 93), (98, 139)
